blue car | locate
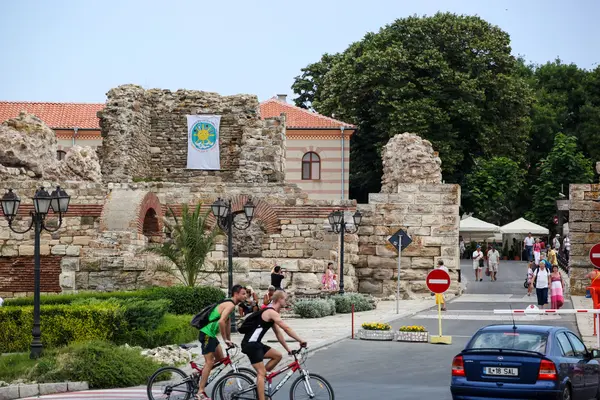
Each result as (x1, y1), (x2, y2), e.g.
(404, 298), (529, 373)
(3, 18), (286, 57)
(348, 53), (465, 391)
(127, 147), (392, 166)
(451, 324), (600, 400)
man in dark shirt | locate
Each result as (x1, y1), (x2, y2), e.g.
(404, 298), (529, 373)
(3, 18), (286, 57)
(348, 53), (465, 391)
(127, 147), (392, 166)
(270, 265), (285, 290)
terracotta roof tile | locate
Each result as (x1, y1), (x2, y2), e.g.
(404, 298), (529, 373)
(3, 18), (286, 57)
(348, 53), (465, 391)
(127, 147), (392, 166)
(259, 98), (355, 129)
(0, 101), (103, 129)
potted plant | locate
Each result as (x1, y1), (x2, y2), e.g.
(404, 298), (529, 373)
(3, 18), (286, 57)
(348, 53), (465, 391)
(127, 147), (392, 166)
(396, 325), (429, 342)
(501, 245), (509, 260)
(357, 322), (395, 341)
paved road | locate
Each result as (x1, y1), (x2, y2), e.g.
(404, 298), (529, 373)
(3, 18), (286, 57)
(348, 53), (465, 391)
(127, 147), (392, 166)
(28, 260), (578, 399)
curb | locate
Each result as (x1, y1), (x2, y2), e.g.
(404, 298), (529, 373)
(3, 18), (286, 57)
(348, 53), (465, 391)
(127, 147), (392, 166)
(0, 381), (88, 400)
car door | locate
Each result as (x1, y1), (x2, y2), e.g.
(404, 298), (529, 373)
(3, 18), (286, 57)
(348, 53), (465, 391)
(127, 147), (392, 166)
(566, 332), (600, 399)
(556, 332), (586, 395)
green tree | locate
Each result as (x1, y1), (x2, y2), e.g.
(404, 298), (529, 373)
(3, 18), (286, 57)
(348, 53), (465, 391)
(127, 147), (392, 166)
(526, 133), (594, 226)
(463, 157), (526, 226)
(579, 66), (600, 162)
(291, 12), (533, 201)
(146, 204), (221, 287)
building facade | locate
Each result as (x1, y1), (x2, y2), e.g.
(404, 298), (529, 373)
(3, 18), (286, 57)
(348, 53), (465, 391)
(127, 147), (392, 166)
(0, 96), (354, 201)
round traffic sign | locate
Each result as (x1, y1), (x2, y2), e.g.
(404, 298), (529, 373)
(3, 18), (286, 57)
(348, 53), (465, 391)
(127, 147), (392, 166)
(426, 269), (451, 294)
(590, 243), (600, 268)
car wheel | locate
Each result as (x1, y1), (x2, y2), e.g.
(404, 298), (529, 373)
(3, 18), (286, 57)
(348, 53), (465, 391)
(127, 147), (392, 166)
(562, 384), (571, 400)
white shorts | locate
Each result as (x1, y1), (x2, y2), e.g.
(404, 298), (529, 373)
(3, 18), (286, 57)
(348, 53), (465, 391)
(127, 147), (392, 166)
(473, 262), (482, 270)
(489, 263), (498, 272)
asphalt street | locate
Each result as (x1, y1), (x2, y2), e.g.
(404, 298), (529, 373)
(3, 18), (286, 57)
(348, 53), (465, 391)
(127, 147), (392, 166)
(280, 260), (579, 400)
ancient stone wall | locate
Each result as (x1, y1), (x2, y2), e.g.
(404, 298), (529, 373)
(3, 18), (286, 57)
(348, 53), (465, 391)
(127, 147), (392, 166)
(568, 184), (600, 294)
(99, 85), (286, 184)
(356, 184), (461, 297)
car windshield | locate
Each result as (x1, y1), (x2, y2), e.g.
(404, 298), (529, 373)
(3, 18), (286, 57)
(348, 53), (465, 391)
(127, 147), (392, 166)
(468, 331), (548, 353)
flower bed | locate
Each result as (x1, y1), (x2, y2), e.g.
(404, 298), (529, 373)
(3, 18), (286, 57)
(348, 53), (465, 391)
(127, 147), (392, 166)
(397, 326), (428, 342)
(357, 322), (394, 341)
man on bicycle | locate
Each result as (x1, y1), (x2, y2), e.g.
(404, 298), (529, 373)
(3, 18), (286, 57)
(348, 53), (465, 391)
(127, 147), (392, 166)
(241, 290), (306, 400)
(197, 284), (247, 400)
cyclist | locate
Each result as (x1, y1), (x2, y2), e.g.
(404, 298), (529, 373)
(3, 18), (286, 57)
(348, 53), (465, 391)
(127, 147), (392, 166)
(197, 284), (247, 400)
(241, 290), (306, 400)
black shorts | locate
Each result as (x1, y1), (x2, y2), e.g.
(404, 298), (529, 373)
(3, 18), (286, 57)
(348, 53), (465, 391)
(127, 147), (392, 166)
(241, 342), (272, 365)
(198, 331), (219, 355)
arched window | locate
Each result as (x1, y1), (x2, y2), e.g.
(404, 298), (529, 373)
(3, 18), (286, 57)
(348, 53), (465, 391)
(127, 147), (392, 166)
(302, 152), (320, 180)
(57, 150), (66, 161)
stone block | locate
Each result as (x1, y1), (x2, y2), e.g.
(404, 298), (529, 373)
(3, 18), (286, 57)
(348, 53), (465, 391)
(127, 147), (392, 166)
(441, 246), (459, 258)
(441, 192), (459, 205)
(368, 193), (390, 204)
(67, 382), (89, 392)
(421, 236), (443, 247)
(298, 259), (325, 273)
(72, 236), (92, 246)
(287, 249), (304, 258)
(411, 257), (435, 269)
(66, 246), (81, 256)
(60, 271), (76, 289)
(359, 244), (376, 255)
(434, 205), (460, 215)
(414, 193), (441, 204)
(292, 272), (320, 290)
(421, 215), (442, 226)
(0, 385), (19, 400)
(431, 225), (459, 236)
(373, 268), (394, 280)
(407, 227), (431, 236)
(19, 245), (34, 256)
(401, 244), (440, 257)
(374, 226), (391, 235)
(1, 245), (18, 256)
(40, 244), (51, 255)
(51, 244), (67, 255)
(39, 382), (68, 396)
(387, 194), (415, 204)
(0, 230), (9, 240)
(18, 384), (39, 398)
(408, 204), (434, 214)
(359, 279), (382, 294)
(356, 267), (373, 277)
(60, 236), (74, 244)
(376, 245), (398, 257)
(397, 183), (420, 193)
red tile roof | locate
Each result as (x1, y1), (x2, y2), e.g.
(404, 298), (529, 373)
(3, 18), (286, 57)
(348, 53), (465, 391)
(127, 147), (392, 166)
(0, 102), (104, 129)
(259, 98), (355, 129)
(0, 99), (356, 130)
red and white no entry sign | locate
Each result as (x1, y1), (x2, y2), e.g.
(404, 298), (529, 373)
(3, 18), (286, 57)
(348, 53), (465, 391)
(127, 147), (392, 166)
(426, 269), (451, 294)
(590, 243), (600, 268)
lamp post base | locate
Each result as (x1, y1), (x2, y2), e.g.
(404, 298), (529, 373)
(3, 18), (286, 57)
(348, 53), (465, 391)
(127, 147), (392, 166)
(30, 339), (42, 359)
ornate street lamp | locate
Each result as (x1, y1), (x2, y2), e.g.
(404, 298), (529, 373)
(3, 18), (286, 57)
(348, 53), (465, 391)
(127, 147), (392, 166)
(210, 197), (255, 332)
(1, 186), (70, 359)
(328, 209), (362, 295)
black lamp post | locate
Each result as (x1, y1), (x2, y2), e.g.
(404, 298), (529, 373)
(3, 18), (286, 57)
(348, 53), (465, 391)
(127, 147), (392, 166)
(1, 186), (70, 359)
(328, 209), (362, 295)
(210, 197), (255, 333)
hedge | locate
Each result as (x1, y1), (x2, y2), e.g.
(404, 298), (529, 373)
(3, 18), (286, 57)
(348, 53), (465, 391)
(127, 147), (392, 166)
(25, 341), (165, 389)
(120, 314), (197, 348)
(293, 299), (336, 318)
(4, 285), (225, 315)
(330, 293), (375, 313)
(0, 303), (126, 353)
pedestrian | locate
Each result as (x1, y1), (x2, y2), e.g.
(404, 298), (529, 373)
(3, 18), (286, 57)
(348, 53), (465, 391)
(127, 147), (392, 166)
(331, 274), (338, 291)
(533, 238), (542, 266)
(0, 296), (3, 307)
(239, 286), (259, 316)
(270, 265), (285, 290)
(524, 233), (534, 262)
(531, 256), (550, 309)
(262, 285), (276, 309)
(526, 262), (534, 297)
(459, 236), (465, 259)
(472, 245), (484, 282)
(553, 234), (561, 252)
(434, 260), (448, 311)
(322, 262), (334, 290)
(547, 246), (558, 268)
(563, 235), (571, 263)
(487, 245), (500, 281)
(550, 265), (564, 309)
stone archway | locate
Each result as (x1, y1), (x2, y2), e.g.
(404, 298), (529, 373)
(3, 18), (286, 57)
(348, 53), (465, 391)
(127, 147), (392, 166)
(99, 190), (163, 235)
(142, 208), (160, 237)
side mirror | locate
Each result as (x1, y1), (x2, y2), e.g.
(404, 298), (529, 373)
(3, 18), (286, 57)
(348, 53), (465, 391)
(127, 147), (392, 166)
(591, 349), (600, 359)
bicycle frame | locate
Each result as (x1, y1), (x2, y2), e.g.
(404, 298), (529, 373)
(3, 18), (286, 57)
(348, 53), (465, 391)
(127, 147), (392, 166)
(185, 346), (237, 388)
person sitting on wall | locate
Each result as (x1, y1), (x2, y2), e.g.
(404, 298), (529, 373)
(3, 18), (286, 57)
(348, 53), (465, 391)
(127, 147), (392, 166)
(270, 265), (285, 290)
(262, 285), (276, 309)
(239, 286), (259, 316)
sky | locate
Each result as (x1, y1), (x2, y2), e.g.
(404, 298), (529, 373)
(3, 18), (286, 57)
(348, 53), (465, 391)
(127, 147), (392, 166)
(1, 0), (599, 104)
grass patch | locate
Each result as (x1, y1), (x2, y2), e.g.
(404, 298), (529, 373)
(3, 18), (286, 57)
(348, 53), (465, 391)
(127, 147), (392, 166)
(0, 353), (37, 382)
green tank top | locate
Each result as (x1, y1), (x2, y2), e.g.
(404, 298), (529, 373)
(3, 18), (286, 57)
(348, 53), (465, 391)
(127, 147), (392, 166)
(200, 300), (235, 338)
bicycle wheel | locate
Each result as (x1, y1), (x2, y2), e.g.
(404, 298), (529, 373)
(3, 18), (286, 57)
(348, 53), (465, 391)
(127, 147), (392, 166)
(289, 373), (334, 400)
(147, 366), (194, 400)
(236, 367), (257, 379)
(213, 372), (258, 400)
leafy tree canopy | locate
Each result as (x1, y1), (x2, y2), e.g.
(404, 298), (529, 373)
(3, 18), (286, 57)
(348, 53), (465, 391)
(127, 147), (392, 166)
(463, 157), (526, 226)
(292, 12), (533, 201)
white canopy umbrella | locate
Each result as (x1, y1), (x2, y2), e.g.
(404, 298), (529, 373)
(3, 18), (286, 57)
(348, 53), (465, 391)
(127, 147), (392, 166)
(460, 216), (501, 241)
(500, 218), (549, 235)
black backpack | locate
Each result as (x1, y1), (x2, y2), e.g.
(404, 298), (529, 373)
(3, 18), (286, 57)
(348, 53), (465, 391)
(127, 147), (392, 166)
(190, 299), (233, 329)
(238, 307), (270, 334)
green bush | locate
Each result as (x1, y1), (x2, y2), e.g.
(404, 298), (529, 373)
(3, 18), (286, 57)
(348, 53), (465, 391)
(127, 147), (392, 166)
(4, 285), (224, 315)
(331, 293), (375, 313)
(71, 298), (170, 331)
(0, 303), (126, 353)
(25, 341), (165, 389)
(120, 314), (197, 348)
(0, 352), (38, 382)
(293, 299), (336, 318)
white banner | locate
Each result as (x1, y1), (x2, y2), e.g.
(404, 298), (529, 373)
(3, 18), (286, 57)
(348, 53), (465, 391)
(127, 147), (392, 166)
(186, 115), (221, 170)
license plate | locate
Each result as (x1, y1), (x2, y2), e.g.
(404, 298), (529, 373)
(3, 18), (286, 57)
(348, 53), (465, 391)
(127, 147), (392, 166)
(483, 367), (518, 376)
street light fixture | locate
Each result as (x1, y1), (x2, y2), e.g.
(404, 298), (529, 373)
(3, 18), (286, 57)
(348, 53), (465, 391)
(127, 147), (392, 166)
(210, 197), (255, 332)
(0, 186), (70, 359)
(328, 209), (362, 295)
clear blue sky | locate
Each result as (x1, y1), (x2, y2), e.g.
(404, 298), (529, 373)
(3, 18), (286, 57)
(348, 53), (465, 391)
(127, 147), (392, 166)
(1, 0), (598, 103)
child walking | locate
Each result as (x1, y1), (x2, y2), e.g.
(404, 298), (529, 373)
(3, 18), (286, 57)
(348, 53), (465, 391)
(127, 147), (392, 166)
(527, 262), (534, 297)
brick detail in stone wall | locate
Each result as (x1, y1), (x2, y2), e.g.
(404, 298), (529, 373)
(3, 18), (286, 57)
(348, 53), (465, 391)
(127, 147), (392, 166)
(12, 204), (103, 217)
(136, 192), (163, 235)
(0, 256), (62, 294)
(568, 184), (600, 295)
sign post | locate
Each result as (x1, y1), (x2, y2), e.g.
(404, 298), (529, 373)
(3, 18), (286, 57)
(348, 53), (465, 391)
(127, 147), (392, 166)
(388, 229), (412, 314)
(427, 269), (452, 344)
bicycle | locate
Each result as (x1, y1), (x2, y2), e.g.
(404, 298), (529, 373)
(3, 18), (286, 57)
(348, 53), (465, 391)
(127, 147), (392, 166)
(211, 347), (334, 400)
(147, 343), (257, 400)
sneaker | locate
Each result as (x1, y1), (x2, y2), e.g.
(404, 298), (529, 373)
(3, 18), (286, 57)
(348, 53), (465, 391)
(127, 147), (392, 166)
(197, 392), (211, 400)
